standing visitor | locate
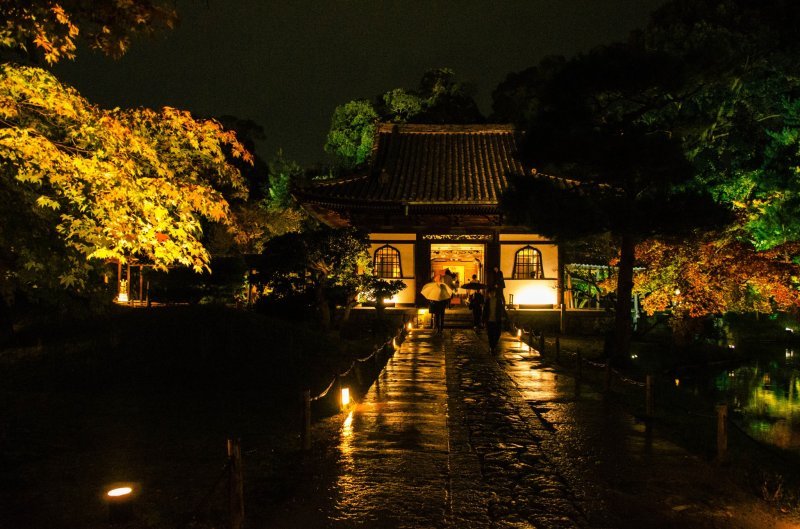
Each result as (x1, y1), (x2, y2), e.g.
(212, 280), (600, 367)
(443, 269), (456, 308)
(491, 266), (506, 293)
(469, 288), (484, 329)
(430, 286), (448, 334)
(482, 285), (506, 354)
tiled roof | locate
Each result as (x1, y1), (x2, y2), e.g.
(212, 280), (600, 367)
(296, 123), (529, 209)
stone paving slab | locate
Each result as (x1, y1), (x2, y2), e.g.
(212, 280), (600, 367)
(444, 330), (589, 529)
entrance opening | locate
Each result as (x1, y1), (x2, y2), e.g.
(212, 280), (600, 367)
(430, 243), (484, 307)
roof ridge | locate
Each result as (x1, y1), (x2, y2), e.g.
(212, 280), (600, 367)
(376, 123), (518, 134)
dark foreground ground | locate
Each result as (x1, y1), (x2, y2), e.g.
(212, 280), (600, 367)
(1, 309), (798, 528)
(0, 306), (382, 529)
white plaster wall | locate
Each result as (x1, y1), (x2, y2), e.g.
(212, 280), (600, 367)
(369, 233), (416, 241)
(499, 233), (552, 241)
(394, 278), (416, 304)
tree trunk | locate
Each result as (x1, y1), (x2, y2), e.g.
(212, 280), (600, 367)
(612, 233), (635, 365)
(341, 294), (358, 323)
(315, 275), (330, 331)
(0, 298), (13, 345)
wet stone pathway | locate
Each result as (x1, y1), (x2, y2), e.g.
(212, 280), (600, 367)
(328, 328), (450, 528)
(266, 327), (770, 528)
(446, 330), (587, 528)
(279, 328), (596, 529)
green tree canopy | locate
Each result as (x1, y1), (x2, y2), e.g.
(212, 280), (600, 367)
(501, 43), (728, 361)
(260, 226), (375, 329)
(325, 68), (483, 169)
(324, 100), (379, 170)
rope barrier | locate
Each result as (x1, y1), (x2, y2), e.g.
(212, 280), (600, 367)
(308, 325), (405, 402)
(310, 376), (337, 402)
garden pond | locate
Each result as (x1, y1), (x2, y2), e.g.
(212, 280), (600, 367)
(674, 344), (800, 452)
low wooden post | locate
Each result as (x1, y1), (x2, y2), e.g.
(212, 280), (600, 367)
(555, 335), (561, 357)
(604, 361), (612, 393)
(138, 265), (143, 304)
(227, 438), (244, 529)
(539, 332), (545, 355)
(716, 404), (728, 462)
(646, 375), (654, 417)
(301, 390), (311, 451)
(528, 330), (534, 350)
(576, 351), (582, 380)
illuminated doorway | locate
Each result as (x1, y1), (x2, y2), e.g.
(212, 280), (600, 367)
(430, 243), (485, 306)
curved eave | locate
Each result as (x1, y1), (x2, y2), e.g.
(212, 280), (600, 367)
(295, 193), (500, 213)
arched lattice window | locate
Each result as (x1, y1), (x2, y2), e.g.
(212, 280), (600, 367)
(374, 244), (402, 278)
(512, 246), (544, 279)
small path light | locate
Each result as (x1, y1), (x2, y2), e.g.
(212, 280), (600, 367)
(407, 322), (413, 331)
(674, 378), (680, 387)
(105, 484), (136, 522)
(341, 387), (351, 408)
(517, 329), (522, 341)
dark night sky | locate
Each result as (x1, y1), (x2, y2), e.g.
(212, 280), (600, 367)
(56, 0), (667, 166)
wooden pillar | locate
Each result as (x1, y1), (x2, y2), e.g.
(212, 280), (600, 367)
(116, 260), (122, 296)
(556, 243), (565, 307)
(716, 404), (728, 462)
(486, 236), (500, 282)
(126, 263), (131, 305)
(138, 265), (144, 304)
(414, 238), (431, 306)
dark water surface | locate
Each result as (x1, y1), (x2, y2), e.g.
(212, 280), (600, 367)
(676, 344), (800, 451)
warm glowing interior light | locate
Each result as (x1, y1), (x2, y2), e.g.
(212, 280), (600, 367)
(407, 322), (412, 331)
(417, 308), (429, 315)
(107, 487), (132, 497)
(513, 283), (557, 305)
(341, 387), (350, 407)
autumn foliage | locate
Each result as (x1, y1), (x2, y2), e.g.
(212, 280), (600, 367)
(0, 1), (177, 64)
(0, 64), (251, 297)
(634, 234), (800, 319)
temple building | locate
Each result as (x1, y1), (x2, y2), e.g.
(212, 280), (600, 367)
(295, 123), (562, 308)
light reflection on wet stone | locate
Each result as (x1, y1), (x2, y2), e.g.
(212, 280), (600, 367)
(330, 329), (449, 528)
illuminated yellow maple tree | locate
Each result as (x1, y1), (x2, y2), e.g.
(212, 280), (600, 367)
(0, 64), (251, 292)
